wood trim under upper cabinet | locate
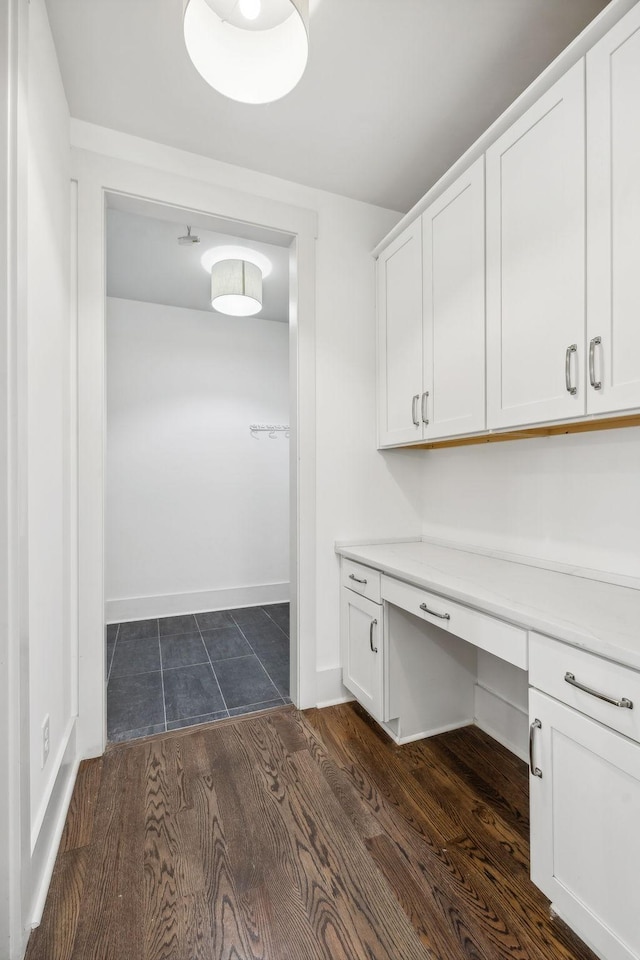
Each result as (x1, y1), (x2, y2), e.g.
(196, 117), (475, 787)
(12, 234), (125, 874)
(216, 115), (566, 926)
(407, 413), (640, 450)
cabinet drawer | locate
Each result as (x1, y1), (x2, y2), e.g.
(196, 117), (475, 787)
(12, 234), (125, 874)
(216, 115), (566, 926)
(381, 576), (527, 669)
(341, 559), (382, 604)
(530, 633), (640, 744)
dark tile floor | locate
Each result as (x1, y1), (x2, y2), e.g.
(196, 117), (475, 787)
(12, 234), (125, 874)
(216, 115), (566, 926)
(106, 603), (290, 743)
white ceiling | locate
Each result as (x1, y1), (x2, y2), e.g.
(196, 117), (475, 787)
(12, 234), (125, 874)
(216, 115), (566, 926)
(46, 0), (609, 212)
(107, 203), (290, 322)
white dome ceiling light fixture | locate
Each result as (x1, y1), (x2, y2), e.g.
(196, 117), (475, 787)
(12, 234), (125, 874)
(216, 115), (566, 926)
(183, 0), (309, 105)
(211, 259), (263, 316)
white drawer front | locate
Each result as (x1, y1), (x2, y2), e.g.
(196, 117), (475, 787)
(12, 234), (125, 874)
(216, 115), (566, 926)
(341, 559), (382, 604)
(381, 576), (528, 670)
(530, 632), (640, 744)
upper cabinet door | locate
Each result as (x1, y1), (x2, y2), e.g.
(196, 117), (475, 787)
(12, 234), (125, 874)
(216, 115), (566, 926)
(587, 5), (640, 415)
(486, 62), (586, 429)
(423, 157), (486, 440)
(377, 221), (424, 447)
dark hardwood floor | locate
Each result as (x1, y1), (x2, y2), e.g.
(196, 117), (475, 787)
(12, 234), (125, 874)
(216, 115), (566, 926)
(25, 702), (598, 960)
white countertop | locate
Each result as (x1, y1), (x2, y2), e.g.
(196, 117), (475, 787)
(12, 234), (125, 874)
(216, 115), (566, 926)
(336, 540), (640, 671)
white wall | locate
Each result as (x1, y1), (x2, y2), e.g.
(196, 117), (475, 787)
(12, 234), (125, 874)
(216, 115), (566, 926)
(420, 427), (640, 579)
(25, 0), (78, 934)
(106, 297), (290, 619)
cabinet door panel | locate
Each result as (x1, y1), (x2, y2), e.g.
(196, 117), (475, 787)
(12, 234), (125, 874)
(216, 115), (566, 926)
(530, 689), (640, 960)
(587, 4), (640, 414)
(340, 589), (383, 721)
(423, 157), (486, 439)
(487, 62), (585, 428)
(377, 221), (423, 446)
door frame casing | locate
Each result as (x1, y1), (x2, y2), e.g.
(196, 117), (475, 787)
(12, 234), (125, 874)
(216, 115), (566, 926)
(72, 146), (318, 757)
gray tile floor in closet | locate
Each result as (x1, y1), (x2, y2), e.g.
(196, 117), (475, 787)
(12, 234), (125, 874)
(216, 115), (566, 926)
(106, 603), (290, 742)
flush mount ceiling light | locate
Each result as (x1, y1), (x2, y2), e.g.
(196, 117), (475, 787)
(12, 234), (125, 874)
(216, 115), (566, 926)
(183, 0), (309, 104)
(201, 245), (273, 278)
(211, 259), (263, 316)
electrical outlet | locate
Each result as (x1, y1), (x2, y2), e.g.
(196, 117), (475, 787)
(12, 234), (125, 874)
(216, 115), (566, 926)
(41, 715), (50, 769)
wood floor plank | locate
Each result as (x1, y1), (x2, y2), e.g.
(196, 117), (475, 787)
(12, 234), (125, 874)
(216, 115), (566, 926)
(209, 715), (369, 960)
(447, 835), (599, 960)
(59, 758), (103, 854)
(143, 737), (189, 960)
(410, 746), (531, 875)
(185, 729), (255, 959)
(242, 712), (432, 960)
(428, 728), (530, 838)
(365, 832), (484, 960)
(305, 703), (464, 848)
(25, 848), (89, 960)
(304, 706), (542, 960)
(69, 744), (146, 960)
(25, 703), (601, 960)
(286, 709), (383, 840)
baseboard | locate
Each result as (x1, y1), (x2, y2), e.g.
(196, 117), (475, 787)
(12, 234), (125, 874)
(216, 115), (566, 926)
(474, 683), (528, 762)
(316, 667), (354, 708)
(106, 582), (290, 623)
(29, 719), (80, 927)
(382, 717), (473, 746)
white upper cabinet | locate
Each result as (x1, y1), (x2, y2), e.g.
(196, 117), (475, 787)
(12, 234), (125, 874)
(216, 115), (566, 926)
(423, 157), (486, 440)
(377, 220), (423, 447)
(587, 4), (640, 415)
(486, 62), (586, 429)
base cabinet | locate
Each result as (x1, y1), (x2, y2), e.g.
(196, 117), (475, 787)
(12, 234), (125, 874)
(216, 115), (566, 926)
(340, 588), (384, 723)
(529, 688), (640, 960)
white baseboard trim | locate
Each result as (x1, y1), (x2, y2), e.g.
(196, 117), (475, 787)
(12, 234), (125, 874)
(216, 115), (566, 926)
(29, 719), (80, 927)
(474, 683), (528, 762)
(106, 582), (290, 623)
(383, 717), (473, 746)
(316, 667), (354, 709)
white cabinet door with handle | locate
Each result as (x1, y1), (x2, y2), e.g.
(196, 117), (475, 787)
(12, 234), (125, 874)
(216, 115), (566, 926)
(587, 3), (640, 415)
(529, 688), (640, 960)
(486, 62), (586, 429)
(377, 220), (424, 447)
(422, 157), (486, 440)
(340, 588), (384, 722)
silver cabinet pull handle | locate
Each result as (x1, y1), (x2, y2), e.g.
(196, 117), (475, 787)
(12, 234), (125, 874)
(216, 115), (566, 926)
(565, 344), (577, 395)
(421, 391), (429, 426)
(589, 336), (602, 390)
(348, 573), (368, 585)
(419, 602), (450, 621)
(529, 719), (543, 778)
(411, 394), (420, 426)
(564, 672), (633, 709)
(369, 618), (378, 653)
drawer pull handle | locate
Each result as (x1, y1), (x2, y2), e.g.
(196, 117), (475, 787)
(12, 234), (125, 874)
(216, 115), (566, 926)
(419, 602), (450, 621)
(529, 719), (543, 778)
(564, 672), (633, 709)
(369, 619), (378, 654)
(349, 573), (368, 585)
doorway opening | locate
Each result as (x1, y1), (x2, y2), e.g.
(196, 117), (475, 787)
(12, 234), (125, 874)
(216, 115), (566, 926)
(103, 194), (295, 743)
